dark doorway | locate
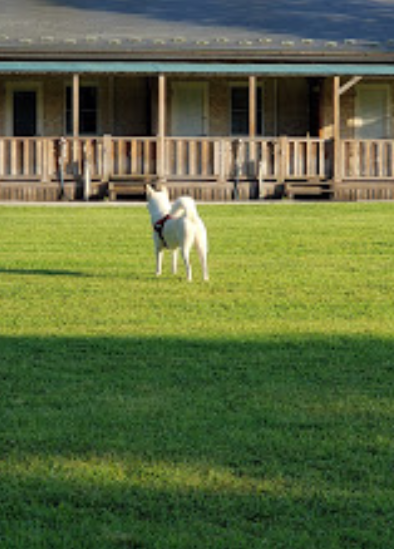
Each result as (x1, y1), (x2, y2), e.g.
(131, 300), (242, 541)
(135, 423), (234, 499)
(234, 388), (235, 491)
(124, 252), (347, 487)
(308, 79), (322, 138)
(13, 91), (37, 136)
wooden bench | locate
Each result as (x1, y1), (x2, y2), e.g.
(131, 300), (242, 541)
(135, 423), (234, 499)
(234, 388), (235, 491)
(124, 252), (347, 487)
(285, 177), (334, 199)
(108, 175), (156, 200)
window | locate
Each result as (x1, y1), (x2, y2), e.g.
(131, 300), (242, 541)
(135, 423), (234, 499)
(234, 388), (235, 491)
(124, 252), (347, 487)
(231, 86), (263, 135)
(13, 91), (37, 136)
(66, 85), (98, 135)
(6, 82), (43, 137)
(355, 84), (390, 139)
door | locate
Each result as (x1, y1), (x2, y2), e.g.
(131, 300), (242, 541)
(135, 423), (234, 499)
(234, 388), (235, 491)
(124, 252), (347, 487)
(356, 85), (390, 139)
(171, 82), (207, 136)
(13, 90), (37, 136)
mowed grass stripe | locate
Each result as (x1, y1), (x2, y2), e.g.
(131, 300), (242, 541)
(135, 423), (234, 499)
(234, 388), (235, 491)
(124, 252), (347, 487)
(1, 203), (394, 548)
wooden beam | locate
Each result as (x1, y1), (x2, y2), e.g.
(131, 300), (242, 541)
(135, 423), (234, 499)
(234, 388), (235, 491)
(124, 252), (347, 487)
(339, 76), (363, 96)
(158, 73), (166, 179)
(249, 76), (257, 177)
(72, 73), (80, 138)
(249, 75), (257, 138)
(333, 76), (341, 183)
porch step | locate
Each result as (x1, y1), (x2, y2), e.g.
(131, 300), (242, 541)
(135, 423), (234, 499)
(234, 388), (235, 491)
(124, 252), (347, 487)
(285, 178), (333, 199)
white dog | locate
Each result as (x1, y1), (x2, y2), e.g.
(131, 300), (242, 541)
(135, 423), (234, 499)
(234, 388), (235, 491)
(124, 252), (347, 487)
(146, 185), (208, 281)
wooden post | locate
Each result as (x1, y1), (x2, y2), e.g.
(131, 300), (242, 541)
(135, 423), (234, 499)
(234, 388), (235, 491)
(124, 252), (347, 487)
(216, 139), (228, 183)
(158, 74), (166, 180)
(278, 136), (288, 183)
(249, 76), (257, 138)
(102, 134), (112, 183)
(42, 138), (50, 183)
(72, 74), (80, 175)
(73, 74), (80, 138)
(83, 141), (91, 200)
(333, 76), (341, 183)
(249, 76), (257, 178)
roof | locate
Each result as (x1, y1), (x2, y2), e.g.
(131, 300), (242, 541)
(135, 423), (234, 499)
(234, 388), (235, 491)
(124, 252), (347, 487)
(2, 61), (394, 76)
(1, 0), (394, 62)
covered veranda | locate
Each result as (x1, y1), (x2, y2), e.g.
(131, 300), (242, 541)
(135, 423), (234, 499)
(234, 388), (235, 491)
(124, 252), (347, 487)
(1, 61), (394, 200)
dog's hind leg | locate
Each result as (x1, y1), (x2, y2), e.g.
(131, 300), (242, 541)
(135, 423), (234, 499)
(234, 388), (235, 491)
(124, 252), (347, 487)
(195, 226), (209, 281)
(198, 248), (209, 281)
(181, 246), (192, 282)
(172, 249), (178, 275)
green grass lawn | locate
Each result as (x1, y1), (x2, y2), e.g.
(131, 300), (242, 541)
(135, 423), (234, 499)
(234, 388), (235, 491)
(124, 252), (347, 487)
(1, 202), (394, 548)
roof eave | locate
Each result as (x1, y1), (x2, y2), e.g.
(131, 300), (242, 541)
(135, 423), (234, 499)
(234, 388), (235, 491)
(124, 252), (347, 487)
(1, 45), (394, 66)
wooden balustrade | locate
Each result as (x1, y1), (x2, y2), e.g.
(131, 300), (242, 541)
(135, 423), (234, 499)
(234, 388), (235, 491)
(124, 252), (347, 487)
(55, 138), (104, 179)
(5, 135), (394, 202)
(111, 137), (157, 177)
(283, 138), (329, 179)
(0, 135), (348, 186)
(165, 138), (220, 179)
(227, 139), (279, 179)
(342, 139), (394, 179)
(0, 138), (44, 179)
(213, 137), (330, 181)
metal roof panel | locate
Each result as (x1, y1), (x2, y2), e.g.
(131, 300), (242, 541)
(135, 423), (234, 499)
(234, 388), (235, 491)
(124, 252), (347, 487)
(1, 61), (394, 75)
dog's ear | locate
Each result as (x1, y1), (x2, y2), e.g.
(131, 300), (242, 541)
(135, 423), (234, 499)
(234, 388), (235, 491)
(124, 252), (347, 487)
(161, 185), (168, 196)
(146, 184), (154, 197)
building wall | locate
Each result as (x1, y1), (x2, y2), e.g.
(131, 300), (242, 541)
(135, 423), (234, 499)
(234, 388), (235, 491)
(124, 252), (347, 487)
(3, 73), (392, 139)
(43, 77), (64, 135)
(0, 80), (6, 134)
(113, 77), (149, 136)
(276, 78), (310, 136)
(166, 76), (310, 137)
(0, 75), (149, 137)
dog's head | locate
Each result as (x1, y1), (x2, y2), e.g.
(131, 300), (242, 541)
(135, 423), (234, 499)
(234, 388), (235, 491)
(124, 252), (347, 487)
(146, 184), (171, 218)
(146, 183), (168, 194)
(146, 184), (154, 199)
(146, 184), (169, 201)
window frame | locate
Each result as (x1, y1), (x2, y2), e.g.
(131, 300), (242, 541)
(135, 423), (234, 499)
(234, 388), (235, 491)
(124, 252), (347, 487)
(229, 82), (264, 137)
(65, 82), (100, 136)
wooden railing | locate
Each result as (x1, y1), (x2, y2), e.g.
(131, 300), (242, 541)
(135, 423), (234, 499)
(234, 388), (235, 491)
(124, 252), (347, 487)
(164, 138), (281, 180)
(110, 137), (157, 177)
(0, 138), (46, 179)
(228, 137), (331, 180)
(163, 137), (331, 181)
(55, 138), (105, 179)
(342, 139), (394, 179)
(164, 138), (220, 179)
(225, 139), (278, 179)
(0, 137), (106, 181)
(282, 137), (331, 179)
(0, 135), (334, 184)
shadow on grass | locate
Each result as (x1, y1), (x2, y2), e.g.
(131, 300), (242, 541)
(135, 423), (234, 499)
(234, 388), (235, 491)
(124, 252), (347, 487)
(1, 334), (393, 548)
(0, 268), (91, 278)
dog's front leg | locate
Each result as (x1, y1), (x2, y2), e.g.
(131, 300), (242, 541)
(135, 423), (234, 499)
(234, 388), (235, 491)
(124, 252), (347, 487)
(156, 249), (163, 276)
(172, 249), (178, 275)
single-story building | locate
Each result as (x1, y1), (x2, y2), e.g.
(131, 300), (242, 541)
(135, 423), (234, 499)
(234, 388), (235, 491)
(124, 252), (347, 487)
(1, 0), (394, 200)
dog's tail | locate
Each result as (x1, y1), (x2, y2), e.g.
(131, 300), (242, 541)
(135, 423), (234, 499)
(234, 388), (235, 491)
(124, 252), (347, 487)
(169, 196), (200, 223)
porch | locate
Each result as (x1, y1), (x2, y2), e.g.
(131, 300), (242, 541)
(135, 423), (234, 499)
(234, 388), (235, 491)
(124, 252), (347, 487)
(1, 64), (394, 201)
(1, 134), (394, 201)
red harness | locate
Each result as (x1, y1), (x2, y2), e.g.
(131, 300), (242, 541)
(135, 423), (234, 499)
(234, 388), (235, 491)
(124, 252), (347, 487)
(154, 214), (172, 248)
